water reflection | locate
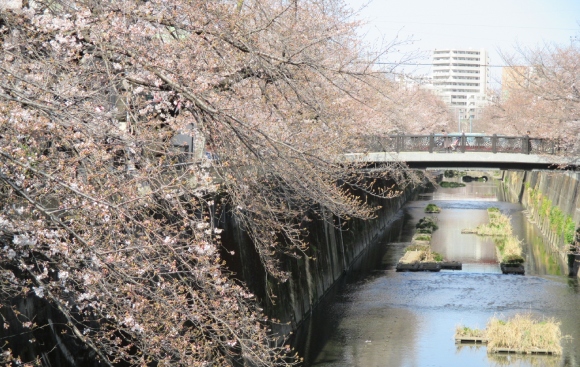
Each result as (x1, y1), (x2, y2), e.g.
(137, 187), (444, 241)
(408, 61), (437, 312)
(308, 175), (580, 367)
(521, 213), (565, 276)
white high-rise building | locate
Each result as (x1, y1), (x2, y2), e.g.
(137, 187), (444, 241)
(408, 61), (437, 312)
(430, 48), (490, 126)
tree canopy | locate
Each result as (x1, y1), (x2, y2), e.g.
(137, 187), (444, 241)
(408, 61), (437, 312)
(480, 39), (580, 153)
(0, 1), (439, 366)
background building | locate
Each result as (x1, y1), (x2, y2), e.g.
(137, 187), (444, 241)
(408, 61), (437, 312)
(429, 48), (490, 131)
(501, 65), (534, 99)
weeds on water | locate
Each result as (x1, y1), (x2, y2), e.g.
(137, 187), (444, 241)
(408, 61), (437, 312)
(486, 313), (563, 355)
(425, 203), (441, 213)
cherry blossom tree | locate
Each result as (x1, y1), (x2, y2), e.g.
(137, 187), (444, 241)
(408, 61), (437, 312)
(480, 39), (580, 152)
(0, 0), (419, 366)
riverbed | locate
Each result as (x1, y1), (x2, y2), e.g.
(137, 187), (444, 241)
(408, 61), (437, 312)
(305, 174), (580, 367)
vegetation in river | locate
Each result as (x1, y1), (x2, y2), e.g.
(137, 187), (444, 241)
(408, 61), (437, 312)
(495, 236), (524, 264)
(440, 181), (466, 188)
(405, 244), (431, 252)
(399, 250), (424, 264)
(425, 203), (441, 213)
(399, 219), (445, 265)
(401, 244), (443, 263)
(455, 325), (486, 339)
(467, 208), (513, 236)
(416, 216), (439, 231)
(412, 234), (432, 242)
(456, 313), (563, 355)
(488, 354), (561, 367)
(462, 175), (488, 183)
(430, 251), (444, 262)
(463, 208), (525, 265)
(444, 170), (467, 178)
(486, 313), (563, 355)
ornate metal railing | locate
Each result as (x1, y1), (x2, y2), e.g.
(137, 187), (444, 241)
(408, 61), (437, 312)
(356, 134), (560, 155)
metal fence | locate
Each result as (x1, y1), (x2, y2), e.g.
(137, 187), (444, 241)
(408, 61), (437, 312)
(357, 134), (559, 155)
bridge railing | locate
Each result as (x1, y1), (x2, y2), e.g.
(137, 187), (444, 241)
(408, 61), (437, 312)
(355, 134), (558, 155)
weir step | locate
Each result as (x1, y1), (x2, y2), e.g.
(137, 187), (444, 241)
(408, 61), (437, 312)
(441, 261), (462, 270)
(492, 348), (555, 355)
(396, 261), (463, 272)
(500, 263), (525, 275)
(455, 336), (487, 344)
(396, 262), (441, 272)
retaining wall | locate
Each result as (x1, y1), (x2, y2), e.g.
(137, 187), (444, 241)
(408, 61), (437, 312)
(220, 178), (425, 338)
(503, 170), (580, 274)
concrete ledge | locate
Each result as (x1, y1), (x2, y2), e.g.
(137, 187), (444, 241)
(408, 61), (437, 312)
(343, 152), (578, 170)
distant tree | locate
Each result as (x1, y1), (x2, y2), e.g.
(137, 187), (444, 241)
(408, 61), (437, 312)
(481, 39), (580, 152)
(393, 84), (454, 133)
(0, 1), (418, 366)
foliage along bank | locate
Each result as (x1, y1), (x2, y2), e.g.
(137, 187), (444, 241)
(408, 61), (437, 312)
(502, 170), (580, 275)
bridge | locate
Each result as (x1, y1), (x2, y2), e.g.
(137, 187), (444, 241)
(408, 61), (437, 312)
(344, 134), (578, 170)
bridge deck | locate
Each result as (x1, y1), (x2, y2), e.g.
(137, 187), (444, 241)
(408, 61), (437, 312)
(343, 152), (577, 170)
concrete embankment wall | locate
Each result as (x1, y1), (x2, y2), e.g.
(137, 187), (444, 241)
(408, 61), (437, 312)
(503, 170), (580, 274)
(220, 178), (424, 337)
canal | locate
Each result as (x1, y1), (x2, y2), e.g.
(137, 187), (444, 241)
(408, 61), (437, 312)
(303, 172), (580, 367)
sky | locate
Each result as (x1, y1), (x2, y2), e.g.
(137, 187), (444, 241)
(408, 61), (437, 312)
(343, 0), (580, 88)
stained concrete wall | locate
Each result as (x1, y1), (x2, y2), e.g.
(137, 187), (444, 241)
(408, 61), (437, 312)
(219, 178), (424, 337)
(503, 170), (580, 273)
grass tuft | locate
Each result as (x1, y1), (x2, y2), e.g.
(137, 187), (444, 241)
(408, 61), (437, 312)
(399, 250), (424, 264)
(495, 236), (523, 263)
(413, 234), (432, 242)
(463, 208), (525, 265)
(455, 325), (485, 338)
(405, 244), (430, 252)
(486, 313), (563, 355)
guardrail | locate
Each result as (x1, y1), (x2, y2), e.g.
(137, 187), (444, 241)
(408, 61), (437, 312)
(357, 134), (559, 155)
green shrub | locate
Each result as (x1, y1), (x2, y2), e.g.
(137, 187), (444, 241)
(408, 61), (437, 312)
(425, 204), (441, 213)
(541, 197), (552, 218)
(432, 252), (444, 262)
(416, 217), (438, 231)
(549, 206), (565, 233)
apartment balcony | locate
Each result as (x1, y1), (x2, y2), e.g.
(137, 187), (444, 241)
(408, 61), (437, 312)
(452, 70), (482, 76)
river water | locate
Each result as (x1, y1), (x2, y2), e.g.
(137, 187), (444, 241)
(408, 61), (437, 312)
(304, 173), (580, 367)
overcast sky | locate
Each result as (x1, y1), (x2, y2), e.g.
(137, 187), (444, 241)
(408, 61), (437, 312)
(344, 0), (580, 88)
